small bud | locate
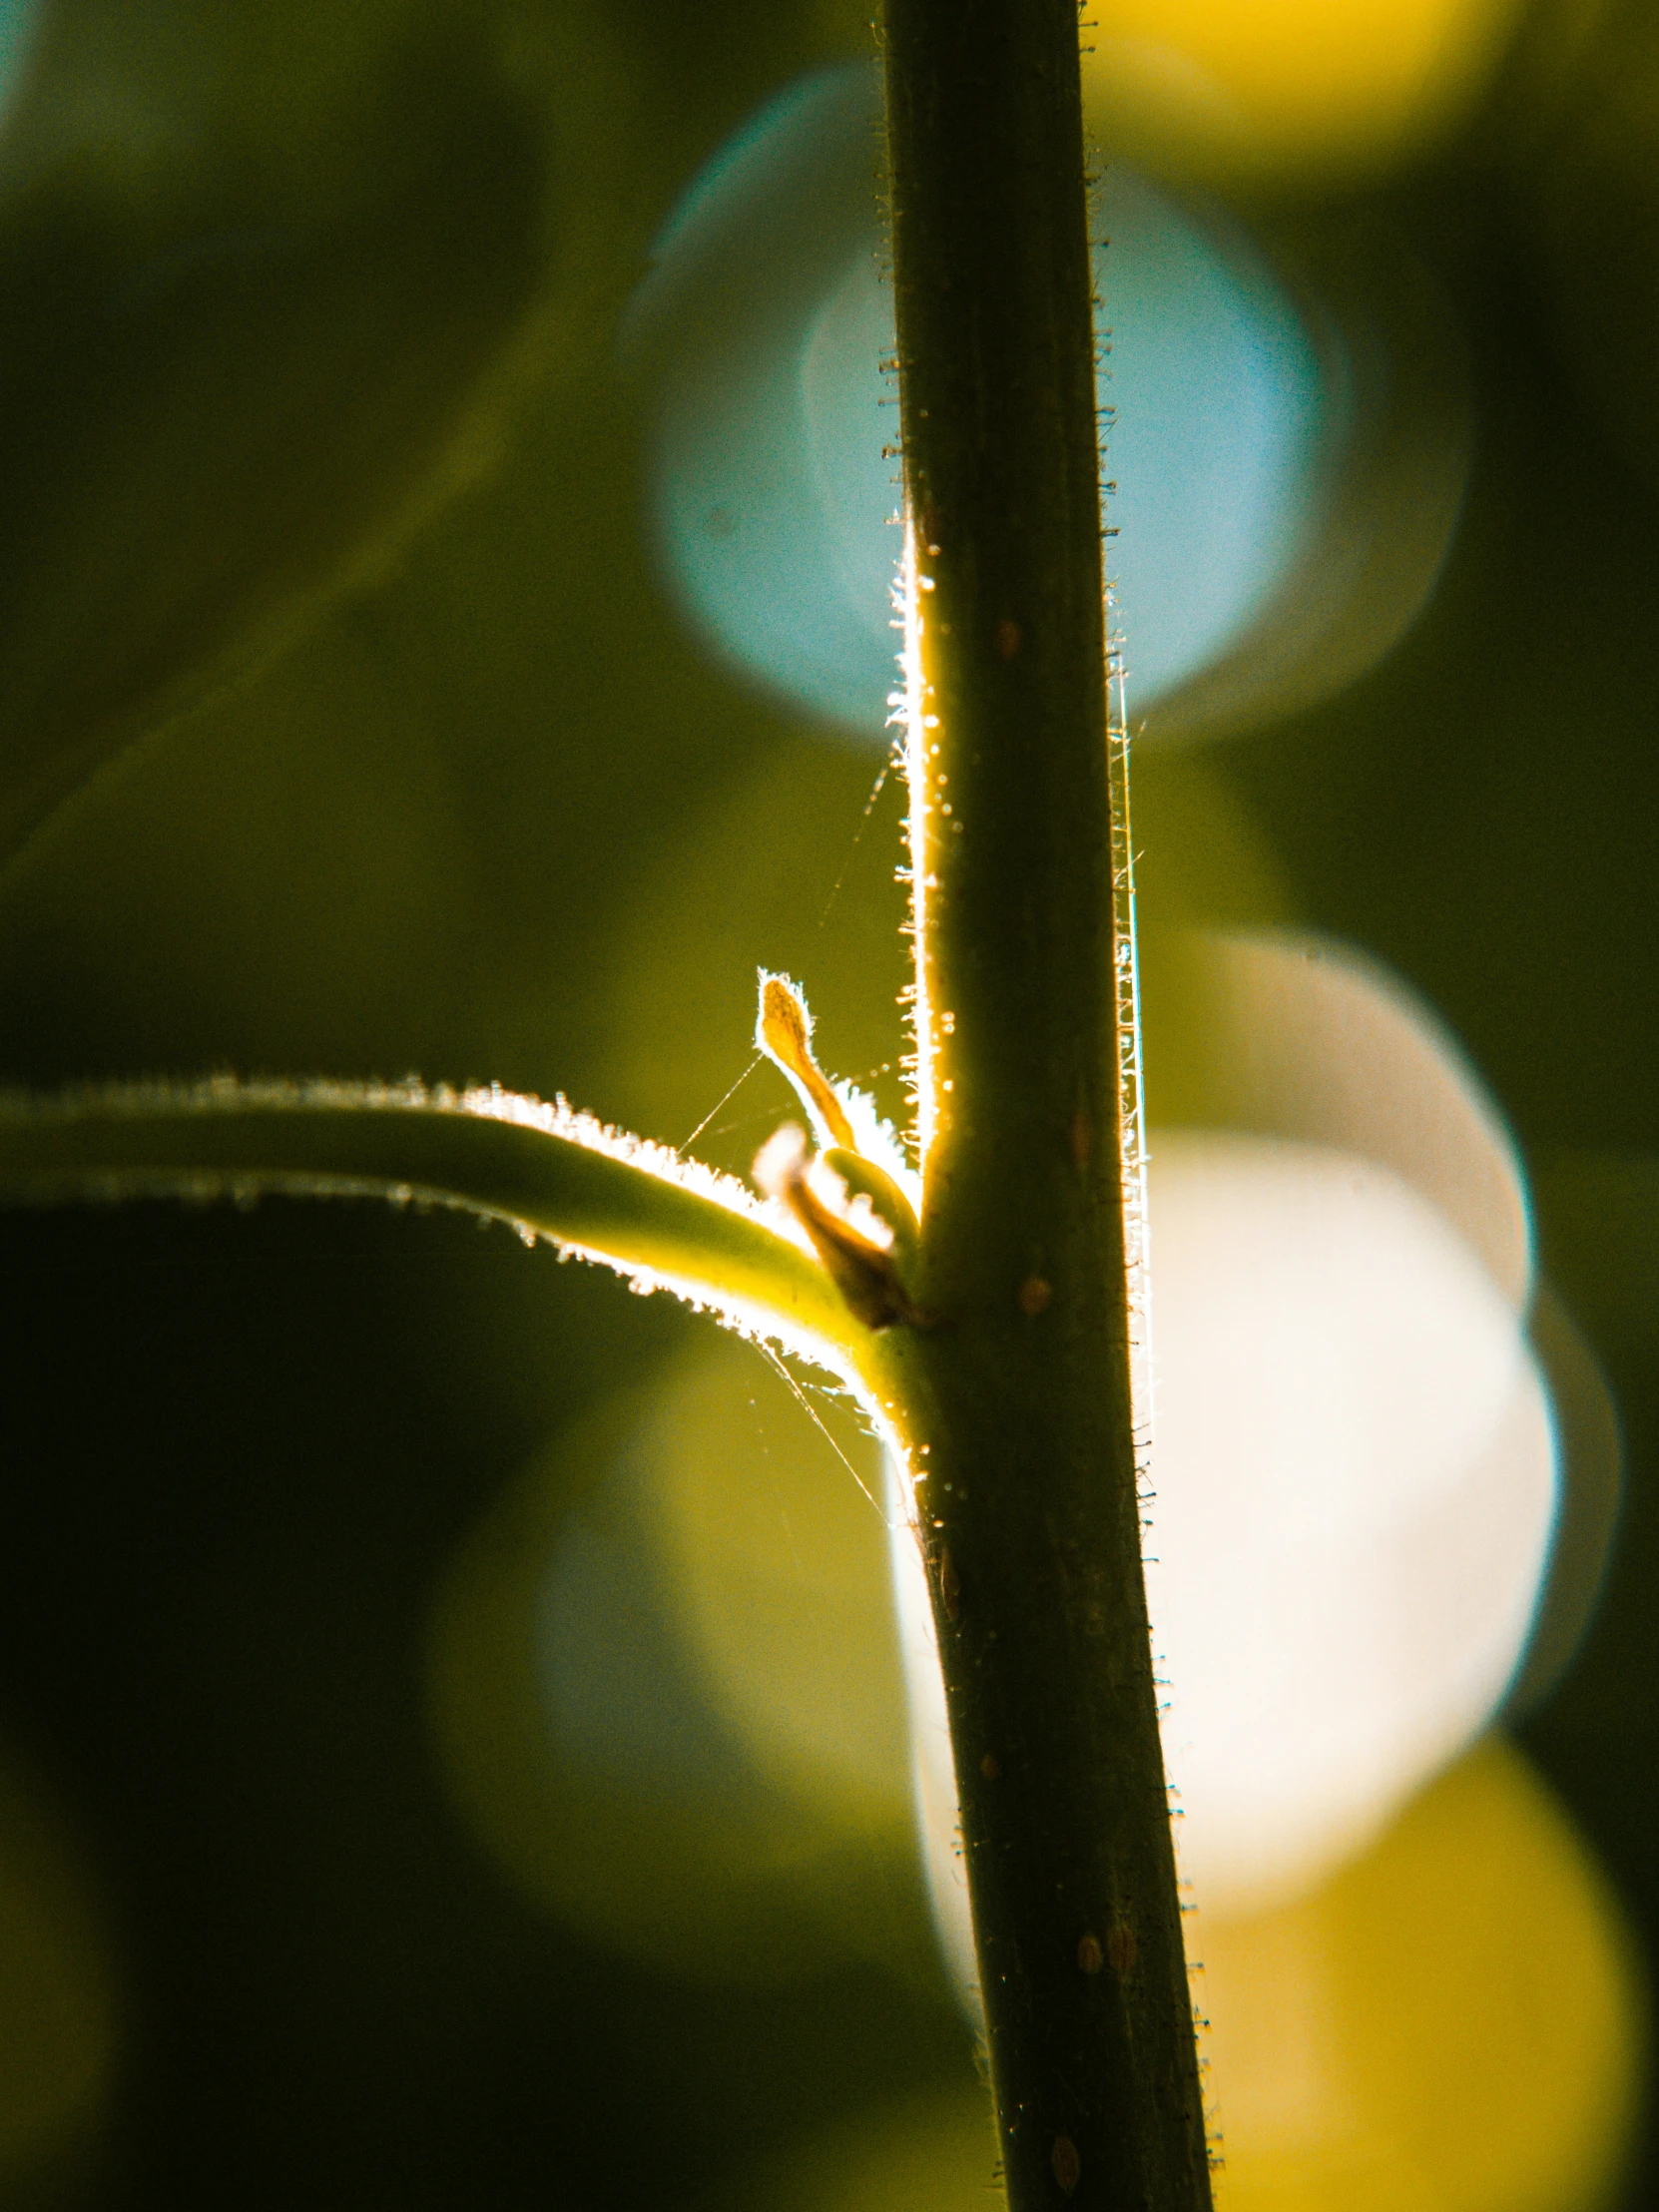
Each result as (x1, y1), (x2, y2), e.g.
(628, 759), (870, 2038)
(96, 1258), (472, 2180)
(754, 1123), (924, 1333)
(757, 974), (855, 1151)
(818, 1147), (919, 1272)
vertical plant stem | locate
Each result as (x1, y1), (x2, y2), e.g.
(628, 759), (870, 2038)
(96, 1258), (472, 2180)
(875, 3), (1213, 2205)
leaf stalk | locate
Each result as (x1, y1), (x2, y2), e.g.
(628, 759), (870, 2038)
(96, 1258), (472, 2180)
(0, 1078), (869, 1376)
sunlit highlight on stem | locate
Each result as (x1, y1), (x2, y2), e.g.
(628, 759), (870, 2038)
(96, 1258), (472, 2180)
(1107, 663), (1154, 1466)
(900, 507), (938, 1173)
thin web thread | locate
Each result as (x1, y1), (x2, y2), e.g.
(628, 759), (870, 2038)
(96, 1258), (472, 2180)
(755, 1340), (887, 1524)
(683, 1053), (763, 1151)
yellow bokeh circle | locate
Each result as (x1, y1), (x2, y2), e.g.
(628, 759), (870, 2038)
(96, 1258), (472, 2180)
(1079, 0), (1531, 180)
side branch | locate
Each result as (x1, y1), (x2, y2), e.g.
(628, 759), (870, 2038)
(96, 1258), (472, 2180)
(0, 1078), (868, 1375)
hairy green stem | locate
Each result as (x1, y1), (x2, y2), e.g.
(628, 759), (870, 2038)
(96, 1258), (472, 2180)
(878, 2), (1212, 2204)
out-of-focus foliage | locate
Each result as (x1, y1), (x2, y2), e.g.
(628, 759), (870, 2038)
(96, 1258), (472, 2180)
(0, 0), (41, 130)
(0, 1737), (115, 2205)
(0, 0), (566, 861)
(1536, 7), (1659, 497)
(429, 1339), (932, 1987)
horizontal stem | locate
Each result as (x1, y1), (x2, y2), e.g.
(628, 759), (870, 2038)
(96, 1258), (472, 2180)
(0, 1076), (868, 1375)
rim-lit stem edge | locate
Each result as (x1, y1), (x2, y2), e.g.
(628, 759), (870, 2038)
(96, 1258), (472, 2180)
(880, 0), (1213, 2205)
(0, 1078), (874, 1380)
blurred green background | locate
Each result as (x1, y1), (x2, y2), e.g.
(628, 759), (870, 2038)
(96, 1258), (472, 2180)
(0, 0), (1655, 2202)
